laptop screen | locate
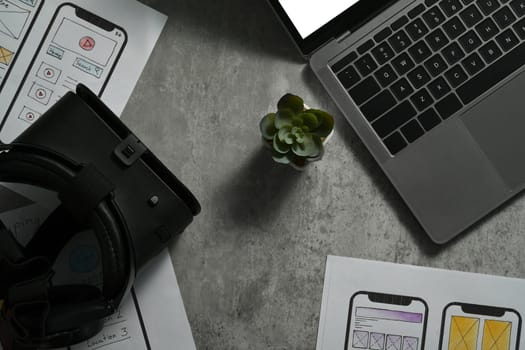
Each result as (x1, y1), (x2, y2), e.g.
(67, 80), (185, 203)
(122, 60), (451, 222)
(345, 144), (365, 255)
(269, 0), (395, 56)
(279, 0), (360, 39)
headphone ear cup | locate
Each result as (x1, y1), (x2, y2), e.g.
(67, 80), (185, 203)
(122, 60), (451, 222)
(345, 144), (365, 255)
(45, 285), (109, 335)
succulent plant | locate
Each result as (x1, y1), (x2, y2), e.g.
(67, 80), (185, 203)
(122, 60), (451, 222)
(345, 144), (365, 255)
(260, 94), (334, 167)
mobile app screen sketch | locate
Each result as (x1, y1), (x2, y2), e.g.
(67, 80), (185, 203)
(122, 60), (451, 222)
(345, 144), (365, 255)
(346, 292), (427, 350)
(0, 0), (44, 90)
(440, 303), (521, 350)
(3, 4), (126, 136)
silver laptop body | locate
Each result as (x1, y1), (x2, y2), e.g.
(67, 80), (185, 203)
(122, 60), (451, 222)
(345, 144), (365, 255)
(269, 0), (525, 243)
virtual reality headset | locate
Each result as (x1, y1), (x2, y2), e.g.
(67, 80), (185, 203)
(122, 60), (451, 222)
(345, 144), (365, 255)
(0, 85), (200, 349)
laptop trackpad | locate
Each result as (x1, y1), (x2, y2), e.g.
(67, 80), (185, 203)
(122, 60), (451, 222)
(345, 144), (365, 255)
(462, 71), (525, 190)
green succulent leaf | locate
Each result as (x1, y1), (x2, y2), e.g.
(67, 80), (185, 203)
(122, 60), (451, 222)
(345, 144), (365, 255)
(291, 126), (303, 135)
(299, 112), (319, 130)
(307, 109), (335, 137)
(273, 134), (291, 154)
(291, 116), (304, 127)
(260, 113), (278, 141)
(292, 134), (322, 158)
(272, 152), (293, 165)
(275, 109), (294, 129)
(278, 126), (292, 143)
(277, 94), (304, 114)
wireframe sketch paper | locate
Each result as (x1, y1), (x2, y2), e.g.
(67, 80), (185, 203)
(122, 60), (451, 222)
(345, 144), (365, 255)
(0, 184), (197, 350)
(0, 0), (167, 142)
(317, 256), (525, 350)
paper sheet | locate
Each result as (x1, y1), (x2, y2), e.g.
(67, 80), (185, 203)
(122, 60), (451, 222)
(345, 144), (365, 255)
(0, 184), (197, 350)
(0, 0), (166, 142)
(317, 256), (525, 350)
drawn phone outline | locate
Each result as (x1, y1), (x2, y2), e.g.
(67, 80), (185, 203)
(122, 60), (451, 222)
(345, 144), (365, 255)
(0, 2), (128, 134)
(0, 0), (45, 93)
(344, 291), (429, 350)
(439, 302), (522, 350)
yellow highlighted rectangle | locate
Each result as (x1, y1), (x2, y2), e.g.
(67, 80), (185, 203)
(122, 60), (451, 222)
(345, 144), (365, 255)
(0, 46), (14, 66)
(482, 320), (511, 350)
(448, 316), (479, 350)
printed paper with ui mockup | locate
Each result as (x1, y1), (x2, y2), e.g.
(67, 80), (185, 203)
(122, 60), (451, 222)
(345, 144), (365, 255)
(317, 256), (525, 350)
(0, 0), (167, 142)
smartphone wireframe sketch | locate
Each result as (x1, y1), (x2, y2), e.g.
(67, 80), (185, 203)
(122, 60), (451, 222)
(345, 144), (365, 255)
(345, 291), (428, 350)
(0, 2), (127, 139)
(439, 303), (521, 350)
(0, 0), (45, 92)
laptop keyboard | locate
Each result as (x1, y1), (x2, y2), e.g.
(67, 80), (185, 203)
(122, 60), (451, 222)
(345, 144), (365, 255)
(332, 0), (525, 155)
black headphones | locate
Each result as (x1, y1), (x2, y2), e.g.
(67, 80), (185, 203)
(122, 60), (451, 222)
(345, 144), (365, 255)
(0, 85), (200, 349)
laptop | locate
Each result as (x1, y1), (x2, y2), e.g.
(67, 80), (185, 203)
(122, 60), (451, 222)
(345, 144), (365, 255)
(268, 0), (525, 243)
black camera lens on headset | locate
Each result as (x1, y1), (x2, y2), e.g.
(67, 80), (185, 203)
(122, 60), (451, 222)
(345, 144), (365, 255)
(0, 85), (200, 350)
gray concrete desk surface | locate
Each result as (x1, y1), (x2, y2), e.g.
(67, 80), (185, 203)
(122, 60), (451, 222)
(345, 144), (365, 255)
(128, 1), (525, 349)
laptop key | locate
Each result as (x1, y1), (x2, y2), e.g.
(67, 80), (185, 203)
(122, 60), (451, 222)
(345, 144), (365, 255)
(372, 42), (395, 65)
(496, 28), (519, 50)
(392, 15), (409, 31)
(389, 30), (412, 52)
(355, 54), (378, 76)
(423, 6), (446, 29)
(409, 4), (426, 18)
(357, 40), (375, 54)
(426, 28), (450, 50)
(383, 131), (407, 155)
(443, 17), (467, 39)
(361, 90), (397, 122)
(479, 40), (503, 62)
(408, 40), (432, 63)
(458, 30), (482, 52)
(445, 64), (469, 86)
(411, 88), (434, 111)
(443, 42), (466, 64)
(349, 76), (381, 105)
(510, 0), (525, 16)
(418, 108), (442, 130)
(401, 120), (425, 142)
(406, 18), (430, 40)
(374, 27), (393, 42)
(478, 0), (501, 15)
(493, 6), (517, 28)
(372, 101), (417, 138)
(392, 53), (416, 75)
(461, 52), (486, 74)
(332, 51), (358, 73)
(428, 77), (452, 99)
(436, 93), (463, 118)
(374, 64), (398, 86)
(426, 0), (440, 5)
(513, 17), (525, 37)
(460, 5), (483, 26)
(407, 66), (431, 89)
(475, 17), (500, 40)
(337, 66), (361, 88)
(440, 0), (464, 16)
(425, 54), (448, 76)
(391, 78), (414, 100)
(462, 0), (476, 4)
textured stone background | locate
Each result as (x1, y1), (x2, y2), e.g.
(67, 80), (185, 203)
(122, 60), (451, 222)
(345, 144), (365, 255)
(126, 1), (525, 349)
